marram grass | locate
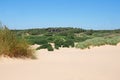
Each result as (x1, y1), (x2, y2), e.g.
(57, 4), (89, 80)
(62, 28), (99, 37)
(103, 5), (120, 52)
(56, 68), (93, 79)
(76, 36), (120, 49)
(0, 27), (36, 59)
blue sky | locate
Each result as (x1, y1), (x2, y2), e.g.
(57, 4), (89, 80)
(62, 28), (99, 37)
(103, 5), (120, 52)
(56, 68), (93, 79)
(0, 0), (120, 30)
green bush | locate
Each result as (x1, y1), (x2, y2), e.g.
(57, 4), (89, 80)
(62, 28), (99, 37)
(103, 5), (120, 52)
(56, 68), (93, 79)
(74, 36), (92, 42)
(0, 27), (35, 58)
(85, 30), (93, 35)
(37, 44), (48, 49)
(36, 44), (54, 51)
(26, 36), (48, 45)
(47, 44), (54, 51)
(54, 38), (64, 47)
(63, 42), (70, 47)
(46, 37), (54, 42)
(63, 39), (74, 48)
(54, 45), (59, 49)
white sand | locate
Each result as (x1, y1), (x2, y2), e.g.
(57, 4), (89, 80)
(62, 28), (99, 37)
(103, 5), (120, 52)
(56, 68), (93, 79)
(0, 44), (120, 80)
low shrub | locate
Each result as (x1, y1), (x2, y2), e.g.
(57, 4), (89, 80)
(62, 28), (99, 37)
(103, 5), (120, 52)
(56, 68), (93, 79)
(63, 42), (70, 48)
(54, 38), (64, 47)
(36, 43), (54, 51)
(26, 36), (48, 45)
(47, 44), (54, 51)
(54, 45), (59, 49)
(63, 39), (74, 48)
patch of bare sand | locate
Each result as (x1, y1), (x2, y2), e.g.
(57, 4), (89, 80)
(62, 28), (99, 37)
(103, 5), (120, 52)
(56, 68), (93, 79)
(0, 44), (120, 80)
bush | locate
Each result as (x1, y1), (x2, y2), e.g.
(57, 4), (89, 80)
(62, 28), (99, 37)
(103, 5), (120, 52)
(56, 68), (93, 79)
(47, 44), (54, 51)
(63, 42), (70, 47)
(54, 38), (64, 48)
(63, 39), (74, 48)
(37, 44), (48, 49)
(46, 37), (54, 42)
(54, 45), (59, 49)
(36, 43), (54, 51)
(85, 30), (93, 35)
(74, 36), (92, 42)
(26, 36), (48, 45)
(0, 27), (35, 59)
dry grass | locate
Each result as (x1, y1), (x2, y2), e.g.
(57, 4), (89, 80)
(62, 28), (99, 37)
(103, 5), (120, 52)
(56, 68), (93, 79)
(0, 26), (36, 59)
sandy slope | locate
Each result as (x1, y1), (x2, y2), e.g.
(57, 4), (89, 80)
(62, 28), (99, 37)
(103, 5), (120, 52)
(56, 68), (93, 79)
(0, 44), (120, 80)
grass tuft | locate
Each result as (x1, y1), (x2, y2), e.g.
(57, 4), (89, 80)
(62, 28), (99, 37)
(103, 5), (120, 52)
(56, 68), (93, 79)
(0, 26), (36, 59)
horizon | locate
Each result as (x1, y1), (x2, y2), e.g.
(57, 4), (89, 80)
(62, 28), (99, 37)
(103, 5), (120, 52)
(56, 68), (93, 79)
(10, 27), (120, 31)
(0, 0), (120, 30)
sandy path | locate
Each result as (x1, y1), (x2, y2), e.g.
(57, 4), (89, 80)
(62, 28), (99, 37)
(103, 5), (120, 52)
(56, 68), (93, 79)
(0, 44), (120, 80)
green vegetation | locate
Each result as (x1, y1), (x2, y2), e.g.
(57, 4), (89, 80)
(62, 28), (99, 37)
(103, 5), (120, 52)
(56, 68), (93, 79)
(37, 44), (54, 51)
(76, 36), (120, 49)
(0, 26), (35, 58)
(12, 27), (120, 50)
(1, 22), (119, 58)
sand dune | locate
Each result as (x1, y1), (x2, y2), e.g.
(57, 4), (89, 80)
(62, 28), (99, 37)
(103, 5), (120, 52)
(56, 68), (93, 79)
(0, 44), (120, 80)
